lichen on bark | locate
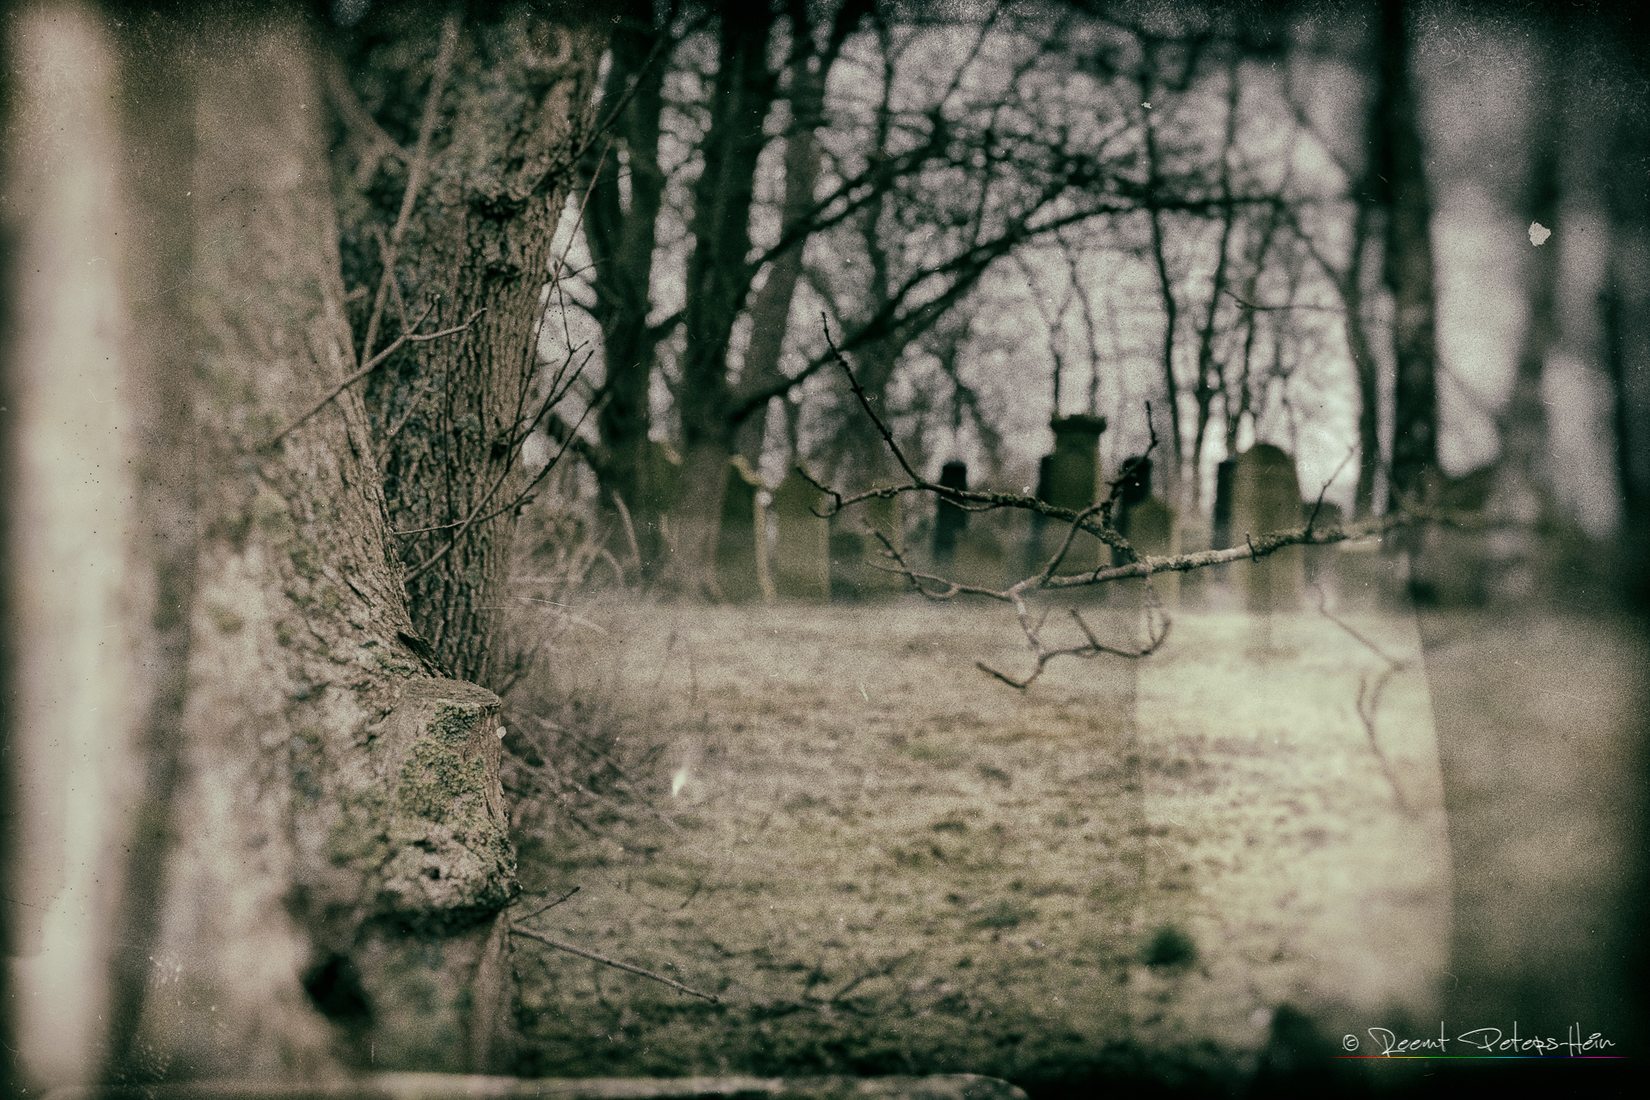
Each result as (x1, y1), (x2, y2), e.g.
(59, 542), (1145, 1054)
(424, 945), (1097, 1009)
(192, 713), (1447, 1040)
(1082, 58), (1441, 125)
(365, 685), (518, 926)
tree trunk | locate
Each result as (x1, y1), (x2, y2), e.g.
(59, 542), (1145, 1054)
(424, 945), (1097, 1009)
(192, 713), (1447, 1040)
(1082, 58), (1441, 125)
(1483, 31), (1565, 600)
(1371, 0), (1441, 509)
(586, 0), (669, 565)
(733, 0), (867, 465)
(1501, 31), (1563, 497)
(6, 6), (549, 1081)
(669, 3), (778, 595)
(340, 7), (604, 683)
(1343, 199), (1382, 518)
(1600, 38), (1650, 608)
(146, 13), (522, 1077)
(3, 6), (148, 1081)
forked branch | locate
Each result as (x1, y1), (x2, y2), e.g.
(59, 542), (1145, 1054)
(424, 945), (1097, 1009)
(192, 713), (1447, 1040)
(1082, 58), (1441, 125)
(807, 316), (1469, 688)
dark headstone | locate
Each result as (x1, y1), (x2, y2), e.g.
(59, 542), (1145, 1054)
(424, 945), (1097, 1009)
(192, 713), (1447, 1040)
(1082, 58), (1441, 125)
(1117, 454), (1153, 507)
(1116, 494), (1178, 607)
(1409, 465), (1495, 607)
(1027, 414), (1108, 578)
(1044, 414), (1109, 511)
(933, 459), (969, 566)
(1228, 443), (1305, 613)
(830, 495), (903, 599)
(1211, 456), (1237, 551)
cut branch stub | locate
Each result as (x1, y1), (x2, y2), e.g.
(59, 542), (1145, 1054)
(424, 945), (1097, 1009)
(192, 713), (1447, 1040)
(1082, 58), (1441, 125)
(317, 677), (517, 1071)
(354, 677), (517, 927)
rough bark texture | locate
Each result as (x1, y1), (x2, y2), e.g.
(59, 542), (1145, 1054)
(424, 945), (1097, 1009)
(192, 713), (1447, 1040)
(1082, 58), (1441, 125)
(155, 14), (503, 1074)
(1, 8), (532, 1081)
(341, 7), (604, 683)
(1371, 0), (1440, 509)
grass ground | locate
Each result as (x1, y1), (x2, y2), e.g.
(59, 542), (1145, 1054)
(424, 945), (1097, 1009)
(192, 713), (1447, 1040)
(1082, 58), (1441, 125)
(501, 593), (1639, 1095)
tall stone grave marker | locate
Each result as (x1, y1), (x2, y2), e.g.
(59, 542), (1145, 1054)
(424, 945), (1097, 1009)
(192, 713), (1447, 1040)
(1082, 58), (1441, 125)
(1114, 456), (1178, 607)
(1227, 443), (1305, 613)
(1026, 414), (1107, 578)
(933, 459), (970, 566)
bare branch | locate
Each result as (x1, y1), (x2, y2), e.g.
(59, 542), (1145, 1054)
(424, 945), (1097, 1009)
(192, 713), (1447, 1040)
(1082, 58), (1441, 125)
(510, 925), (720, 1004)
(359, 13), (461, 367)
(513, 884), (581, 923)
(265, 305), (484, 449)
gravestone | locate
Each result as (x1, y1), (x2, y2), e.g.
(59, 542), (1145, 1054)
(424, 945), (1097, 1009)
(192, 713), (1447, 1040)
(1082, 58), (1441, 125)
(1026, 414), (1108, 578)
(952, 508), (1014, 590)
(1116, 453), (1153, 508)
(1408, 464), (1495, 607)
(933, 459), (970, 566)
(1225, 443), (1305, 613)
(1117, 494), (1178, 608)
(768, 470), (831, 601)
(1211, 456), (1237, 551)
(715, 456), (763, 603)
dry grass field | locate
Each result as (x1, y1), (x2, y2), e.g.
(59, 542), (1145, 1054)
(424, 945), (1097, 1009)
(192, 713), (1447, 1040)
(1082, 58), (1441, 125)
(501, 595), (1641, 1095)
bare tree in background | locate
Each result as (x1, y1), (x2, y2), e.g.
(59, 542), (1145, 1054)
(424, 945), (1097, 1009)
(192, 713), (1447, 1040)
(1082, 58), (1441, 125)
(582, 0), (679, 565)
(1368, 0), (1439, 510)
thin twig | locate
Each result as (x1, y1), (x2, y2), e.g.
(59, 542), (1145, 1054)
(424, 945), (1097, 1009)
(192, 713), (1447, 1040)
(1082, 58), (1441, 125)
(360, 14), (461, 366)
(510, 925), (720, 1003)
(265, 306), (483, 448)
(1306, 444), (1356, 533)
(513, 884), (581, 923)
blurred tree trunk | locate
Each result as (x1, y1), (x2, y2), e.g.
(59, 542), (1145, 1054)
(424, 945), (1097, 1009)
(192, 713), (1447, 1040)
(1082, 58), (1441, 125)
(670, 3), (778, 595)
(0, 11), (17, 1094)
(1502, 46), (1561, 491)
(338, 6), (604, 683)
(4, 3), (601, 1084)
(3, 5), (142, 1081)
(1600, 35), (1650, 607)
(1345, 199), (1382, 518)
(98, 8), (202, 1082)
(1482, 29), (1567, 599)
(1370, 0), (1440, 510)
(734, 0), (869, 467)
(585, 0), (671, 566)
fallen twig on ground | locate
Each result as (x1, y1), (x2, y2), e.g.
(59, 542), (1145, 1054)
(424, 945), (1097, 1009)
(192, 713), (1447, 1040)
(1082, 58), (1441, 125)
(511, 924), (721, 1004)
